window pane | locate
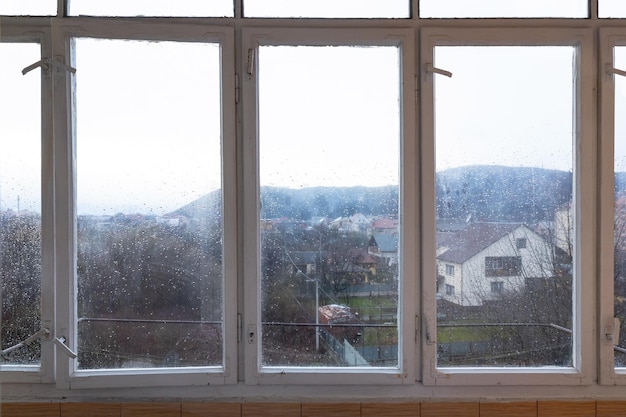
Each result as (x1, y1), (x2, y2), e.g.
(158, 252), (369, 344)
(614, 46), (626, 368)
(259, 45), (401, 368)
(600, 0), (626, 18)
(0, 1), (55, 16)
(420, 0), (587, 18)
(244, 0), (409, 18)
(0, 43), (42, 366)
(74, 39), (223, 370)
(434, 46), (575, 367)
(69, 0), (233, 17)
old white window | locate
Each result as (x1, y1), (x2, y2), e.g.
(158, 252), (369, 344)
(242, 27), (417, 385)
(421, 28), (594, 384)
(0, 0), (616, 401)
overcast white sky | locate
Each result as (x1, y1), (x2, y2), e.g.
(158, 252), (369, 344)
(434, 46), (574, 173)
(3, 2), (626, 214)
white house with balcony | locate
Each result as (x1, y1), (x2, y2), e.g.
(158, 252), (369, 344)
(436, 222), (561, 307)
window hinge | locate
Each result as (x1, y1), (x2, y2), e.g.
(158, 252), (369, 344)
(247, 48), (256, 76)
(425, 63), (452, 78)
(235, 73), (240, 104)
(414, 75), (419, 104)
(415, 315), (420, 343)
(425, 316), (436, 345)
(606, 64), (626, 78)
(237, 313), (242, 342)
(22, 57), (76, 76)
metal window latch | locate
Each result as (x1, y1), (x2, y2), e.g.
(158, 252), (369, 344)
(54, 336), (78, 359)
(606, 317), (621, 345)
(606, 64), (626, 78)
(425, 63), (453, 78)
(22, 57), (76, 76)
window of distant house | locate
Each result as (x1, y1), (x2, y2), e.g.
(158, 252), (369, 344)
(445, 284), (455, 296)
(445, 264), (455, 276)
(485, 256), (522, 277)
(516, 238), (527, 249)
(491, 281), (504, 294)
(0, 42), (43, 367)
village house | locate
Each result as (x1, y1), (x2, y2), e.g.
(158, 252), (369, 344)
(436, 222), (562, 307)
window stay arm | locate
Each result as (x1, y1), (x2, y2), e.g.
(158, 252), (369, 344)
(22, 57), (76, 76)
(1, 327), (50, 356)
(606, 64), (626, 78)
(425, 63), (452, 78)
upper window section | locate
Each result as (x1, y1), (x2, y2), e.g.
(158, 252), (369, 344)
(0, 1), (55, 16)
(420, 0), (587, 18)
(69, 0), (233, 17)
(0, 43), (42, 366)
(244, 0), (409, 18)
(73, 38), (225, 370)
(599, 0), (626, 18)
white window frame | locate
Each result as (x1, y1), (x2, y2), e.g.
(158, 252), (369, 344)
(241, 27), (418, 386)
(599, 27), (626, 386)
(0, 22), (55, 385)
(51, 19), (238, 389)
(420, 27), (595, 386)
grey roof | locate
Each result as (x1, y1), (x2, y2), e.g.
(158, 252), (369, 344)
(437, 223), (523, 264)
(370, 233), (398, 253)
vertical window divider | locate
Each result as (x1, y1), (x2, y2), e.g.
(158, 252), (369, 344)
(598, 28), (625, 386)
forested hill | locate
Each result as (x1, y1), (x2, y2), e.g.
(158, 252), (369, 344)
(436, 165), (573, 224)
(175, 165), (586, 224)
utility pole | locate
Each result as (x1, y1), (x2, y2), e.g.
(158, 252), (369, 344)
(315, 278), (319, 352)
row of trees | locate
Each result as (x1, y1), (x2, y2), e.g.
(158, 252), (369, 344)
(1, 212), (42, 364)
(76, 214), (223, 369)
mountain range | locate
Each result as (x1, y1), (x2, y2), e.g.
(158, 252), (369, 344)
(174, 165), (619, 225)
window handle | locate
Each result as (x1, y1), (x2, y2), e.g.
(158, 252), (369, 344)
(54, 336), (78, 359)
(425, 63), (452, 78)
(606, 64), (626, 78)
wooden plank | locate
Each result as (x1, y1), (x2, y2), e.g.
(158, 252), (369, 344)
(61, 403), (121, 417)
(597, 401), (626, 417)
(480, 402), (537, 417)
(362, 403), (420, 417)
(121, 403), (181, 417)
(420, 402), (479, 417)
(301, 403), (360, 417)
(182, 403), (241, 417)
(242, 403), (301, 417)
(1, 403), (61, 417)
(538, 401), (595, 417)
